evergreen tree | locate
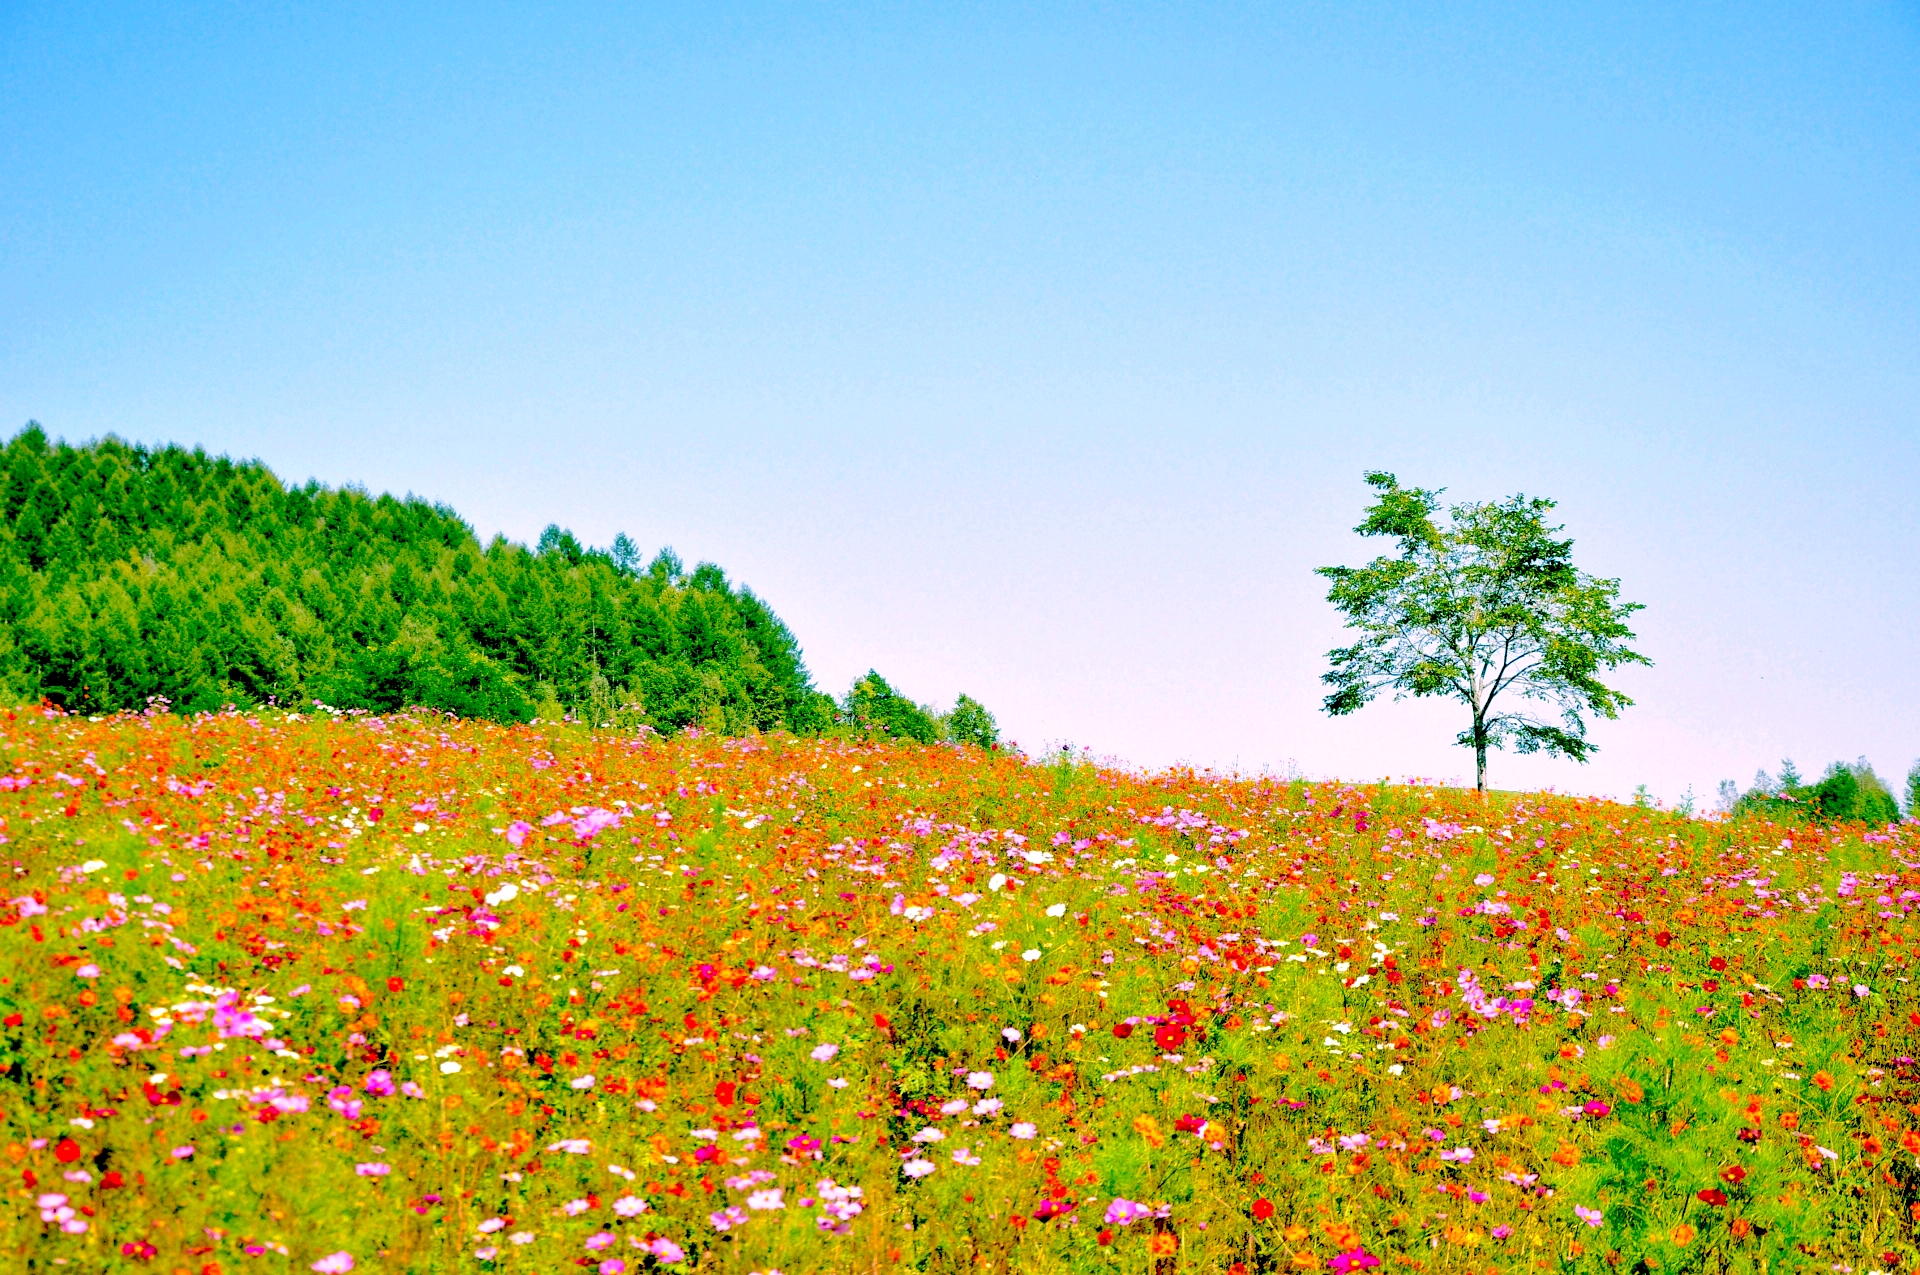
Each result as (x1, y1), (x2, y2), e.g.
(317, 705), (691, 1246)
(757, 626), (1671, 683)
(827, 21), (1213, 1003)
(0, 425), (838, 732)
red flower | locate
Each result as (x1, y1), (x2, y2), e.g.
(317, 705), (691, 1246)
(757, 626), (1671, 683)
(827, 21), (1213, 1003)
(1097, 1230), (1113, 1246)
(1654, 931), (1673, 947)
(102, 1170), (124, 1188)
(3, 1013), (20, 1028)
(1719, 1165), (1747, 1185)
(1112, 1023), (1133, 1039)
(386, 977), (404, 993)
(1252, 1198), (1275, 1220)
(1154, 1024), (1187, 1051)
(1697, 1188), (1729, 1207)
(1708, 956), (1728, 971)
(714, 1081), (737, 1108)
(54, 1138), (82, 1164)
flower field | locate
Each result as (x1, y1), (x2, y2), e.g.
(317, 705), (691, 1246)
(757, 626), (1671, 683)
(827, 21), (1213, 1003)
(3, 709), (1919, 1274)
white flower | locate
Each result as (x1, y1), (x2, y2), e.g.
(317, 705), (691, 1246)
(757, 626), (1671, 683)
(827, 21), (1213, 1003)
(902, 1159), (935, 1179)
(439, 1061), (461, 1075)
(911, 1127), (945, 1143)
(827, 1077), (849, 1089)
(1009, 1123), (1037, 1140)
(570, 1075), (595, 1090)
(613, 1196), (649, 1217)
(1021, 949), (1041, 962)
(966, 1071), (994, 1090)
(1044, 903), (1066, 917)
(988, 873), (1008, 892)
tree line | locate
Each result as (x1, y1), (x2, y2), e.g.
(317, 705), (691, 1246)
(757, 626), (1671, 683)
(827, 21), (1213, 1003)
(0, 423), (997, 747)
(1718, 758), (1916, 826)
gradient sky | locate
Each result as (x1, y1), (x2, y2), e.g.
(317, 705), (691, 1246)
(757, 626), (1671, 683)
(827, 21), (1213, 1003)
(5, 3), (1917, 803)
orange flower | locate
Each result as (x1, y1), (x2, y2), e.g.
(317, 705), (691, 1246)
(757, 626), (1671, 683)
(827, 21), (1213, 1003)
(1812, 1071), (1834, 1092)
(1614, 1077), (1644, 1104)
(1669, 1224), (1696, 1245)
(1323, 1221), (1360, 1249)
(1132, 1115), (1165, 1148)
(1147, 1233), (1178, 1257)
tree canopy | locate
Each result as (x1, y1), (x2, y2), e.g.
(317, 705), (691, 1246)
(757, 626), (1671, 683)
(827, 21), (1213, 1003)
(0, 423), (847, 732)
(1316, 471), (1648, 790)
(1734, 758), (1903, 826)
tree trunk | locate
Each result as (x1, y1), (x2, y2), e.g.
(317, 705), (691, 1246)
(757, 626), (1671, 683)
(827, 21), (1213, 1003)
(1474, 720), (1488, 792)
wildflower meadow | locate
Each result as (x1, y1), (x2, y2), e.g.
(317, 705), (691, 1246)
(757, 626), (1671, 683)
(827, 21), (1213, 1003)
(4, 706), (1918, 1274)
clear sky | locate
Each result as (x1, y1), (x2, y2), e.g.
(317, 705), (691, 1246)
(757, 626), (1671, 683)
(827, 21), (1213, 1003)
(5, 3), (1917, 804)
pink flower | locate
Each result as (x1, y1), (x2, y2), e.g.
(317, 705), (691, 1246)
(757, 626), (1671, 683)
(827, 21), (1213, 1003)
(364, 1070), (396, 1096)
(311, 1254), (355, 1274)
(355, 1163), (390, 1176)
(1575, 1205), (1604, 1228)
(598, 1261), (627, 1275)
(171, 1145), (195, 1160)
(505, 821), (532, 847)
(612, 1195), (649, 1217)
(810, 1043), (840, 1062)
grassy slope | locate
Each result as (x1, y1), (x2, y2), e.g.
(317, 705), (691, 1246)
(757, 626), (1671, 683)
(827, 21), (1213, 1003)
(2, 707), (1916, 1273)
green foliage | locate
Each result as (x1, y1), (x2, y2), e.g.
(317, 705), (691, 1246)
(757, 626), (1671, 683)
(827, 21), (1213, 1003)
(1316, 471), (1649, 790)
(836, 674), (1002, 749)
(1735, 757), (1902, 827)
(840, 670), (941, 743)
(0, 423), (827, 731)
(1907, 760), (1920, 819)
(941, 692), (1000, 749)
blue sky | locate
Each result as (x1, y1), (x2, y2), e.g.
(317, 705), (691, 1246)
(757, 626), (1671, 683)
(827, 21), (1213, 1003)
(4, 3), (1917, 802)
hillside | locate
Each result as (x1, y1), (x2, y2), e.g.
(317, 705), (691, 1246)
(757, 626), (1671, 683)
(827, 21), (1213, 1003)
(3, 710), (1916, 1271)
(0, 423), (834, 732)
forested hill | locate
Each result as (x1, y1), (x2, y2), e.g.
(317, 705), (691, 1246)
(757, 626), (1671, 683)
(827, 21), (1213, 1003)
(0, 423), (837, 730)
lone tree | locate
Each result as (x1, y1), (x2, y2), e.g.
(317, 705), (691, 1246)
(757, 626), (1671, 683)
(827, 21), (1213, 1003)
(1316, 472), (1649, 791)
